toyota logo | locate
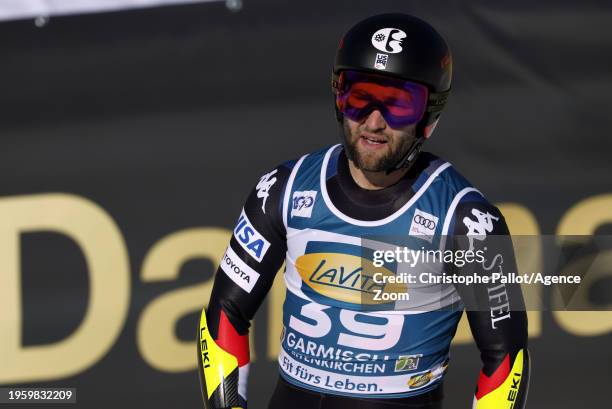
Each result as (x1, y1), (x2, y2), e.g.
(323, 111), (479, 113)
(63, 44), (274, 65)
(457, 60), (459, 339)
(413, 214), (436, 230)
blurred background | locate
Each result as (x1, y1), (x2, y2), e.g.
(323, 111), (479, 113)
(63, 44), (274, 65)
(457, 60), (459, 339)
(1, 0), (611, 408)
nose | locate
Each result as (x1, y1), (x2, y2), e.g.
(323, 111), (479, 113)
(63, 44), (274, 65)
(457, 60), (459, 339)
(364, 109), (387, 131)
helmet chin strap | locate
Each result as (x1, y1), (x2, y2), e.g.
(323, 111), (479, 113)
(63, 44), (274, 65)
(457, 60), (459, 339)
(385, 137), (423, 175)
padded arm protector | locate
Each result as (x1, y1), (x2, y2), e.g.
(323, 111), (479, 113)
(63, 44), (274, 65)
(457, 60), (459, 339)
(472, 349), (530, 409)
(197, 163), (292, 409)
(450, 194), (531, 409)
(198, 308), (249, 409)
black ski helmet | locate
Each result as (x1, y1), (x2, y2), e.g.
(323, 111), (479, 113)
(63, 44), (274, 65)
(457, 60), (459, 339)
(332, 13), (452, 170)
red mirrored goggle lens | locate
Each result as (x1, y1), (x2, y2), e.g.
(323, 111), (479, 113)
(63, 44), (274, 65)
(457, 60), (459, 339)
(335, 70), (429, 128)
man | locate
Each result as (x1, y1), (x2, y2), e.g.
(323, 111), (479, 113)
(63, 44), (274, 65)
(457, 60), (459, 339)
(197, 13), (530, 409)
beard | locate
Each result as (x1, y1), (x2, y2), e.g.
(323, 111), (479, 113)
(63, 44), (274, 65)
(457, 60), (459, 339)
(341, 120), (415, 172)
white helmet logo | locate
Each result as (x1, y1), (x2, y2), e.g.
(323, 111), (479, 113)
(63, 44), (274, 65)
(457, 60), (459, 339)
(371, 28), (406, 54)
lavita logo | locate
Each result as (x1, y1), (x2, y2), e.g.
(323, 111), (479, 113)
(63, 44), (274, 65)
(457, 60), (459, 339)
(371, 28), (407, 54)
(234, 209), (270, 262)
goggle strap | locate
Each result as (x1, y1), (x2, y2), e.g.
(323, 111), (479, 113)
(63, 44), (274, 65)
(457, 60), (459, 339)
(331, 73), (340, 94)
(427, 89), (450, 113)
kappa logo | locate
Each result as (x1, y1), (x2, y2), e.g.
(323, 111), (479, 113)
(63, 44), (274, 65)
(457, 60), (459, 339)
(256, 169), (278, 214)
(463, 208), (500, 250)
(409, 209), (439, 243)
(234, 209), (270, 262)
(291, 190), (317, 218)
(371, 28), (407, 54)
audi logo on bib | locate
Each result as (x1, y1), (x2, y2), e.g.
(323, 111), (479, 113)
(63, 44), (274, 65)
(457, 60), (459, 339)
(413, 214), (436, 230)
(409, 209), (440, 243)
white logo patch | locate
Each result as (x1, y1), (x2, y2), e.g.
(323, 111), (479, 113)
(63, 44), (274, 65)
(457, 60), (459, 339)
(291, 190), (317, 218)
(394, 354), (422, 372)
(409, 209), (439, 243)
(371, 28), (407, 54)
(234, 209), (270, 262)
(463, 209), (499, 250)
(220, 246), (260, 293)
(256, 169), (278, 213)
(374, 53), (389, 70)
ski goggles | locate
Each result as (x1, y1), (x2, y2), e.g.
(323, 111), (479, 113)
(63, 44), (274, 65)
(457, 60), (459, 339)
(334, 70), (430, 129)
